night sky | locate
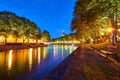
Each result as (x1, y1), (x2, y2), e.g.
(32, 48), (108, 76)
(0, 0), (76, 38)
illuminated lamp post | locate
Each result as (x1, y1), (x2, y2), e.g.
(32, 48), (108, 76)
(111, 26), (116, 45)
(110, 11), (117, 46)
(109, 0), (119, 46)
(106, 28), (113, 42)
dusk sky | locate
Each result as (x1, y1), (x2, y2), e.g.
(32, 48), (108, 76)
(0, 0), (76, 38)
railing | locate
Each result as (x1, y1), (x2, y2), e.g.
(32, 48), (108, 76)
(44, 42), (80, 45)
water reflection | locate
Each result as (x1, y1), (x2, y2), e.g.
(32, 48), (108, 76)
(62, 45), (64, 58)
(0, 45), (77, 80)
(54, 45), (58, 60)
(65, 45), (68, 50)
(29, 48), (33, 71)
(38, 47), (41, 64)
(43, 47), (47, 60)
(8, 50), (13, 70)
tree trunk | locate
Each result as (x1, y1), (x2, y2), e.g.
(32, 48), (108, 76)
(87, 35), (93, 44)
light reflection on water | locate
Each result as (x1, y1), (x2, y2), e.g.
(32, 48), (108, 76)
(0, 45), (77, 80)
(8, 50), (13, 70)
(38, 47), (41, 64)
(29, 48), (33, 71)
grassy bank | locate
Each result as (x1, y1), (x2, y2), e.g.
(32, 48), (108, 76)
(83, 42), (120, 80)
(85, 41), (120, 57)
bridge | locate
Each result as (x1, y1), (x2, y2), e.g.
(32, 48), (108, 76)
(44, 42), (80, 46)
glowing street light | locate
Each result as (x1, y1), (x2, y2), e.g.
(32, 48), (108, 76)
(106, 28), (114, 43)
(106, 28), (116, 45)
(107, 28), (114, 32)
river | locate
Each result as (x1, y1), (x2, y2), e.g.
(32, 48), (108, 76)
(0, 45), (76, 80)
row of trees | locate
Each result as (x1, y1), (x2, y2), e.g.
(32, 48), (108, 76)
(0, 11), (51, 44)
(71, 0), (120, 44)
(52, 33), (79, 42)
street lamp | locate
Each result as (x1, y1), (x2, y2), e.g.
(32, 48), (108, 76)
(106, 27), (116, 45)
(107, 28), (114, 32)
(106, 28), (114, 42)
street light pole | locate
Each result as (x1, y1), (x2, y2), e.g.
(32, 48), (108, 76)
(109, 0), (119, 45)
(111, 14), (117, 45)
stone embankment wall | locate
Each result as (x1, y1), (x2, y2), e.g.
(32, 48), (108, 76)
(0, 44), (47, 51)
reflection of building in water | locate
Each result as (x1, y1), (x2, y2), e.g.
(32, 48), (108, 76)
(53, 45), (58, 60)
(8, 50), (13, 70)
(38, 47), (41, 64)
(62, 45), (64, 58)
(29, 48), (32, 71)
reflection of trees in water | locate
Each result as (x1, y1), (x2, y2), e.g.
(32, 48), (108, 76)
(38, 47), (41, 64)
(0, 45), (77, 80)
(40, 47), (50, 61)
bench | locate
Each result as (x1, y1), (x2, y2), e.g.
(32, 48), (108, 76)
(91, 45), (118, 58)
(100, 50), (115, 58)
(107, 45), (118, 54)
(100, 45), (118, 58)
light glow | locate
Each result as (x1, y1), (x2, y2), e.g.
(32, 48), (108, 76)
(53, 45), (58, 60)
(29, 48), (32, 71)
(38, 47), (41, 64)
(8, 50), (13, 70)
(107, 28), (114, 32)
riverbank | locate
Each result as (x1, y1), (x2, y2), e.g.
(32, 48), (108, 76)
(41, 46), (120, 80)
(0, 43), (47, 51)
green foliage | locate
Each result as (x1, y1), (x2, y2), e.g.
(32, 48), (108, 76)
(41, 30), (51, 42)
(0, 11), (44, 43)
(71, 0), (120, 43)
(52, 33), (78, 42)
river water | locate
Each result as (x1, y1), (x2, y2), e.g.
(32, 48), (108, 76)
(0, 45), (76, 80)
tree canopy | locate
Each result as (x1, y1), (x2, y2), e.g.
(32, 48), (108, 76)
(71, 0), (120, 43)
(41, 30), (51, 42)
(0, 11), (51, 43)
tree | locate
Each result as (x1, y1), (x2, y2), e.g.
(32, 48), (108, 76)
(71, 0), (120, 44)
(0, 11), (43, 44)
(41, 30), (51, 42)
